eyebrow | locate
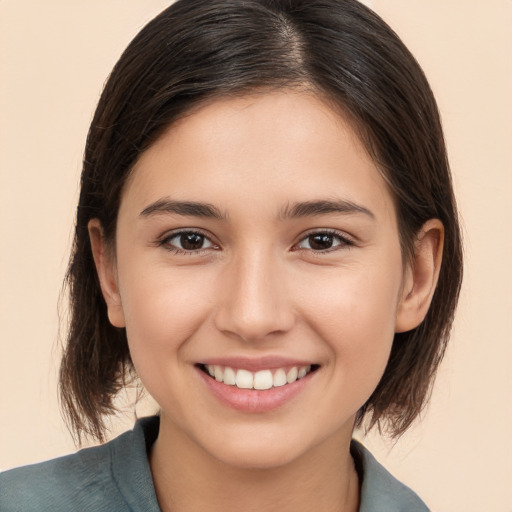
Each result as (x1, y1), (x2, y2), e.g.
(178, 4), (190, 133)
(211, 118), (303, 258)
(139, 198), (226, 220)
(139, 198), (374, 221)
(280, 199), (375, 220)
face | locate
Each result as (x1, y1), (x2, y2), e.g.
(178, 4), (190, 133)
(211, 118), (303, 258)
(97, 92), (413, 469)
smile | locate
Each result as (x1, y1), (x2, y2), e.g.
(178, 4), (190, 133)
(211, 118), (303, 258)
(197, 361), (320, 412)
(202, 364), (315, 390)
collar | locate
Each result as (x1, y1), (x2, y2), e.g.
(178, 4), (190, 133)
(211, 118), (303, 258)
(111, 416), (429, 512)
(351, 439), (429, 512)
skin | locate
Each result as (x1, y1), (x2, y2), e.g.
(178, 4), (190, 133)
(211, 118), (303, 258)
(90, 91), (443, 512)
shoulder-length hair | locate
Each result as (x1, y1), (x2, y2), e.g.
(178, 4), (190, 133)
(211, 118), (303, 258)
(60, 0), (463, 443)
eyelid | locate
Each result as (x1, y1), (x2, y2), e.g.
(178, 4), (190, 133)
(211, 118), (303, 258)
(155, 227), (355, 254)
(157, 228), (220, 254)
(292, 228), (356, 252)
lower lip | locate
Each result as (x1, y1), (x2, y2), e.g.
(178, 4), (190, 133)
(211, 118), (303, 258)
(197, 368), (313, 413)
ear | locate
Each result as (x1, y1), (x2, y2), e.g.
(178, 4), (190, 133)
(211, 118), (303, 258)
(88, 219), (126, 328)
(395, 219), (444, 333)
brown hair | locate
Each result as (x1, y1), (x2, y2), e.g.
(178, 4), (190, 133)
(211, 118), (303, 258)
(60, 0), (463, 443)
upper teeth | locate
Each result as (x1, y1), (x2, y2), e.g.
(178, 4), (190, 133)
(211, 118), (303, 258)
(205, 365), (311, 390)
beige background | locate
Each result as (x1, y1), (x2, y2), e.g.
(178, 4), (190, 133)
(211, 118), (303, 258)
(1, 1), (511, 511)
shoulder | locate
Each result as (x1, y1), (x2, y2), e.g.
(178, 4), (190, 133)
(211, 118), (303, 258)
(351, 440), (430, 512)
(0, 416), (161, 512)
(0, 439), (123, 512)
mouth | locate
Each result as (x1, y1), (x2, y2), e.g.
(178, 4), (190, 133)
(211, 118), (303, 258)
(198, 363), (320, 390)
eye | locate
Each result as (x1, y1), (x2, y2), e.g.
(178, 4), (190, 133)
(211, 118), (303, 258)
(296, 231), (352, 252)
(160, 231), (216, 253)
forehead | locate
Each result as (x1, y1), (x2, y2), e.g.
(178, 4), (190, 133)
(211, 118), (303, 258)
(122, 91), (395, 222)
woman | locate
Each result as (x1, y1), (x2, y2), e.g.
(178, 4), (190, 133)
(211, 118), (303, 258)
(0, 1), (462, 510)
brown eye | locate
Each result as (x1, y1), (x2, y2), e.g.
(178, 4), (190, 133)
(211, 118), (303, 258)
(179, 233), (206, 250)
(165, 231), (214, 252)
(308, 234), (335, 250)
(296, 231), (351, 252)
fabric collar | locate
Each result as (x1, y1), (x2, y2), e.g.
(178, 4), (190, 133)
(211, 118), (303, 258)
(111, 416), (429, 512)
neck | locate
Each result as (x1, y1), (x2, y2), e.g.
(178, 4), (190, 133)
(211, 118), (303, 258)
(149, 416), (360, 512)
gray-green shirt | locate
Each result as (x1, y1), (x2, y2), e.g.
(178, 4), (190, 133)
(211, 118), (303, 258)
(0, 416), (429, 511)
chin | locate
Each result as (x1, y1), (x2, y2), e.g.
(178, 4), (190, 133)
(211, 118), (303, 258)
(196, 424), (336, 471)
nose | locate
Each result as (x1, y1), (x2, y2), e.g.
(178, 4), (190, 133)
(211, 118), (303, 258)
(213, 250), (295, 343)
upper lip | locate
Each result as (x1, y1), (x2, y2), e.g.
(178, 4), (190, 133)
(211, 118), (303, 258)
(198, 356), (317, 372)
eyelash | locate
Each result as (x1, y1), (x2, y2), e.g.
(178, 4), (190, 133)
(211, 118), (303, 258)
(157, 229), (218, 255)
(157, 229), (354, 255)
(293, 229), (355, 253)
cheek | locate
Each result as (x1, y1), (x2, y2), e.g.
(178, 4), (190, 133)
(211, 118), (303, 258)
(117, 265), (214, 371)
(298, 260), (403, 375)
